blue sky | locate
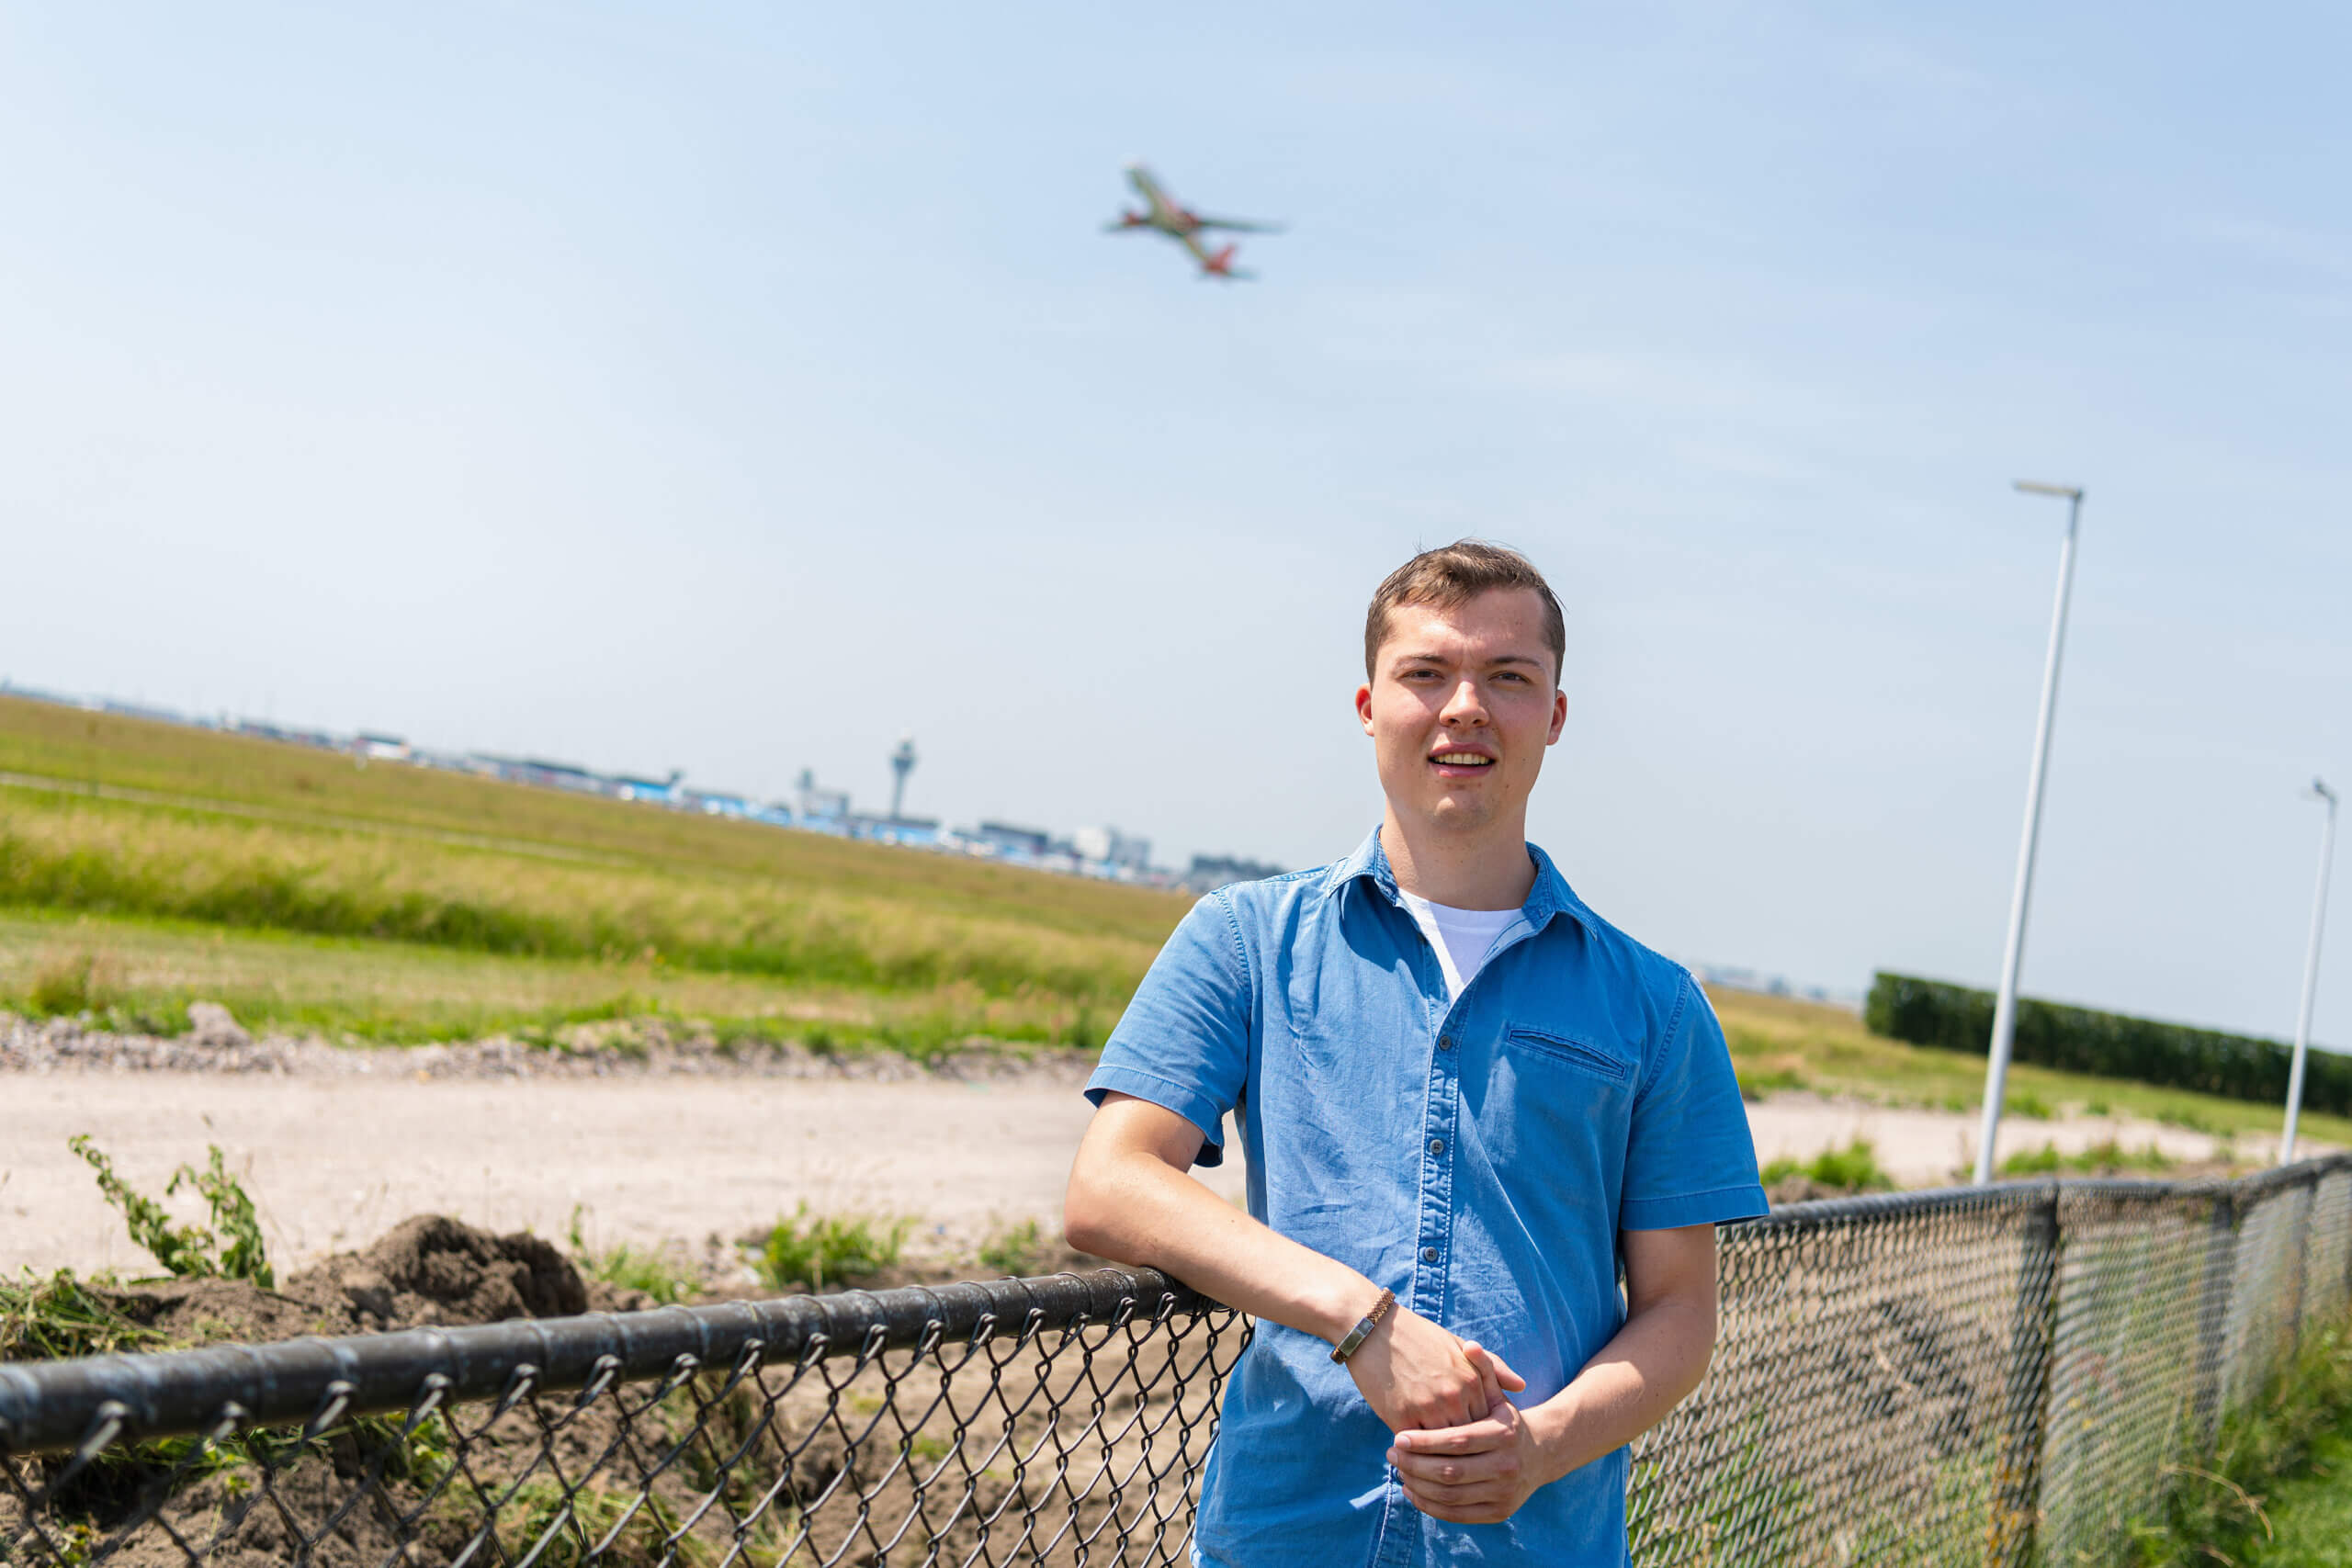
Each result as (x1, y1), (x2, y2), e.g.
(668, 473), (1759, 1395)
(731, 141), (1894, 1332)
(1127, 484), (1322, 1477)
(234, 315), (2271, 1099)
(5, 3), (2349, 1045)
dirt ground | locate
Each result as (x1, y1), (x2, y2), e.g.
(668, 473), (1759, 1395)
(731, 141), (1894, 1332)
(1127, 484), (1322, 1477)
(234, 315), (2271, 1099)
(4, 1066), (2271, 1280)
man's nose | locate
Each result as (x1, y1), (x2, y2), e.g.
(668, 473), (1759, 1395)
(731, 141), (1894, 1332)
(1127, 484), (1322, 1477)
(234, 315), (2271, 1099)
(1440, 680), (1490, 727)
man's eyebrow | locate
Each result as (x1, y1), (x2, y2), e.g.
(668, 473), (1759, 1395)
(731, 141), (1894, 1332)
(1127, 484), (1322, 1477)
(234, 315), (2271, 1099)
(1388, 649), (1546, 667)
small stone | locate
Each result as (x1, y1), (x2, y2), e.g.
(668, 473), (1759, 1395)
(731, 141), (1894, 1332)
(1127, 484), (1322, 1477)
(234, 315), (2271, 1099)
(186, 1001), (252, 1050)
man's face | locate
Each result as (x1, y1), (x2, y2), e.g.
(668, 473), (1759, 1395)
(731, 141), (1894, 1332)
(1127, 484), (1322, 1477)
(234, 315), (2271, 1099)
(1356, 589), (1567, 837)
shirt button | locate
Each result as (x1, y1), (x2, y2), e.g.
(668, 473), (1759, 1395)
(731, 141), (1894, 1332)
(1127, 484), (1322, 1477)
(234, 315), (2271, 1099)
(1438, 1036), (1454, 1051)
(1422, 1247), (1440, 1263)
(1429, 1137), (1446, 1155)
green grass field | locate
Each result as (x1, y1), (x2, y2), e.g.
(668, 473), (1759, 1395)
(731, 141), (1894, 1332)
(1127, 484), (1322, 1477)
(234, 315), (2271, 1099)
(6, 692), (2348, 1152)
(0, 694), (1182, 1050)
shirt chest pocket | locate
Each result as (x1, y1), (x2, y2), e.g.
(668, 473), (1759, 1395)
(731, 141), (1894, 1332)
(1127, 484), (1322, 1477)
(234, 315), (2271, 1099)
(1481, 1023), (1640, 1177)
(1499, 1024), (1636, 1087)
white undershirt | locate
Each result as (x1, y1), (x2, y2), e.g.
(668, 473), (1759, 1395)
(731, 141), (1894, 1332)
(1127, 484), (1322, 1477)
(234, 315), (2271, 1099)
(1396, 891), (1521, 1000)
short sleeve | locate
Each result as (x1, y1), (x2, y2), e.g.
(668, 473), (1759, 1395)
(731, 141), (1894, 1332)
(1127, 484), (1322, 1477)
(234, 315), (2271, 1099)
(1084, 894), (1251, 1168)
(1621, 977), (1769, 1230)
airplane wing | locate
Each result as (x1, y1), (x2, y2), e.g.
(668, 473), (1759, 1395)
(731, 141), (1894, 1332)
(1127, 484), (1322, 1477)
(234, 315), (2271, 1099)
(1189, 215), (1284, 234)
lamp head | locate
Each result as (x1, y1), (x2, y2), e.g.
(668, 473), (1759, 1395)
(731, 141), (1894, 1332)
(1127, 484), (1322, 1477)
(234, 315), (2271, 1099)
(2013, 480), (2085, 501)
(2312, 777), (2339, 807)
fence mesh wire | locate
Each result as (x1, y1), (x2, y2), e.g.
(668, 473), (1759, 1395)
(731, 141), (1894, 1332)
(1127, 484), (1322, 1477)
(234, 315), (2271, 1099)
(6, 1155), (2349, 1567)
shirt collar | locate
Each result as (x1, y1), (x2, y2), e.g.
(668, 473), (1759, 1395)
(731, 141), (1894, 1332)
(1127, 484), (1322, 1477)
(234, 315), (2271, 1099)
(1320, 825), (1598, 940)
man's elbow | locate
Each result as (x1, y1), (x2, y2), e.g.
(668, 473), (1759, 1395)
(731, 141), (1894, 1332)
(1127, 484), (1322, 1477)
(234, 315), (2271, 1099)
(1657, 1290), (1719, 1402)
(1061, 1156), (1129, 1263)
(1061, 1191), (1110, 1261)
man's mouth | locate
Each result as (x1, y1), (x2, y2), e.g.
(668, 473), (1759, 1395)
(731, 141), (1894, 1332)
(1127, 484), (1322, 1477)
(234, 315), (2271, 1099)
(1430, 750), (1496, 771)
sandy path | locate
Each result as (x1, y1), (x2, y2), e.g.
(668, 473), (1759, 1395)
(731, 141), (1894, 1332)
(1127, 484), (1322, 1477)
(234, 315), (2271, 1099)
(1747, 1096), (2250, 1182)
(1, 1075), (2260, 1279)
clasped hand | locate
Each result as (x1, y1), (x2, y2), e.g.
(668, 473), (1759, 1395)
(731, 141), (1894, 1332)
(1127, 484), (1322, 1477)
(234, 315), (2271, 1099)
(1345, 1306), (1547, 1525)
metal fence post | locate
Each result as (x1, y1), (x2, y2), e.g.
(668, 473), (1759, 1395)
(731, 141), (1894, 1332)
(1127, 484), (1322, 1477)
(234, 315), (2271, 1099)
(1988, 1186), (2062, 1568)
(2190, 1189), (2238, 1448)
(2286, 1174), (2312, 1356)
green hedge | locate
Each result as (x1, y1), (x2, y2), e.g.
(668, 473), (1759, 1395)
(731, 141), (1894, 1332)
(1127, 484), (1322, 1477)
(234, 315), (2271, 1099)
(1865, 971), (2352, 1118)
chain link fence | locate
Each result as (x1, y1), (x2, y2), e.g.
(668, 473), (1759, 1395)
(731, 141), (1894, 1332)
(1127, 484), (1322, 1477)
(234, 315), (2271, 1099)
(6, 1154), (2349, 1566)
(1627, 1154), (2352, 1567)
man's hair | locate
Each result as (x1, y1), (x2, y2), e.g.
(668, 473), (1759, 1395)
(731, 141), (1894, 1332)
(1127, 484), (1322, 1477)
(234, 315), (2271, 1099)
(1363, 539), (1566, 687)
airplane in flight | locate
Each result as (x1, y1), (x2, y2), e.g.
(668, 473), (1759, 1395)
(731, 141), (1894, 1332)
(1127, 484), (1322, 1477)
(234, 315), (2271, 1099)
(1104, 164), (1283, 280)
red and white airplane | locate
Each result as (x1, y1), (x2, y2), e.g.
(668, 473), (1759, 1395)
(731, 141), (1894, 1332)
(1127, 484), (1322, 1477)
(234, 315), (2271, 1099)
(1104, 163), (1283, 280)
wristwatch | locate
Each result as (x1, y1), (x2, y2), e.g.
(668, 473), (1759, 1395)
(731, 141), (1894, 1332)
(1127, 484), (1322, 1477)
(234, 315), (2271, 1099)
(1329, 1287), (1396, 1364)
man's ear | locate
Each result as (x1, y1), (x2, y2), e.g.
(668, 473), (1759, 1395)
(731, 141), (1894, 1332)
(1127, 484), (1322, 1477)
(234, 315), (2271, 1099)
(1355, 682), (1376, 737)
(1545, 688), (1566, 745)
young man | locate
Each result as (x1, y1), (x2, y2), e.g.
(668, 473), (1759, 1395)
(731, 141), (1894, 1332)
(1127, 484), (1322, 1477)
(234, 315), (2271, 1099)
(1063, 541), (1765, 1566)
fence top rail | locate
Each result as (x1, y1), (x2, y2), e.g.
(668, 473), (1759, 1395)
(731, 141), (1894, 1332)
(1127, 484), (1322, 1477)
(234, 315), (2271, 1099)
(0, 1265), (1204, 1458)
(1741, 1152), (2352, 1234)
(6, 1155), (2346, 1459)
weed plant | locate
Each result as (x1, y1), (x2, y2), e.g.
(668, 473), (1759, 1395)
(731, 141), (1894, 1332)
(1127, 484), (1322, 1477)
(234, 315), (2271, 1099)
(566, 1207), (701, 1305)
(2000, 1139), (2176, 1178)
(1760, 1138), (1894, 1193)
(69, 1136), (273, 1287)
(977, 1219), (1046, 1276)
(3, 1137), (277, 1362)
(492, 1473), (709, 1568)
(753, 1205), (911, 1292)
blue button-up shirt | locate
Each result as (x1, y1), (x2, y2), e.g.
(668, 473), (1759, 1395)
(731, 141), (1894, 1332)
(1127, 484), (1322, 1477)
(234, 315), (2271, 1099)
(1085, 829), (1766, 1567)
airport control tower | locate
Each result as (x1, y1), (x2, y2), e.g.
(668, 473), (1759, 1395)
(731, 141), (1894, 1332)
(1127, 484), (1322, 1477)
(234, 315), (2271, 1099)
(888, 736), (917, 821)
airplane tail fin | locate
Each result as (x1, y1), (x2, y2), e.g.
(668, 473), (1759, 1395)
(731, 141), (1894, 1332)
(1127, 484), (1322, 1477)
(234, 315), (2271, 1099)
(1200, 243), (1253, 280)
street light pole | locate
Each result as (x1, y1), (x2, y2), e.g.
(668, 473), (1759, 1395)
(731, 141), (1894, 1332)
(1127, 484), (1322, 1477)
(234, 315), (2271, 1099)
(2280, 778), (2339, 1166)
(1973, 481), (2086, 1186)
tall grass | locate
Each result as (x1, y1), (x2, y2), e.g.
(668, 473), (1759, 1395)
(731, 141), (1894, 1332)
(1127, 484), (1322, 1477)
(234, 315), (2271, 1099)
(0, 694), (1187, 947)
(2129, 1318), (2352, 1566)
(26, 946), (124, 1016)
(0, 795), (1159, 1003)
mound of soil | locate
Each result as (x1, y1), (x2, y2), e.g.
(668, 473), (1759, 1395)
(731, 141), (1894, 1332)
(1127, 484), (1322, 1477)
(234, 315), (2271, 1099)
(100, 1276), (362, 1348)
(64, 1213), (1101, 1363)
(287, 1214), (586, 1331)
(81, 1215), (594, 1352)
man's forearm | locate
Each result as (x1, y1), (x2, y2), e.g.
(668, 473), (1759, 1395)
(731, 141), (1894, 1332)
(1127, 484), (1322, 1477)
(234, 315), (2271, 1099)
(1068, 1095), (1524, 1438)
(1066, 1142), (1376, 1342)
(1521, 1292), (1715, 1483)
